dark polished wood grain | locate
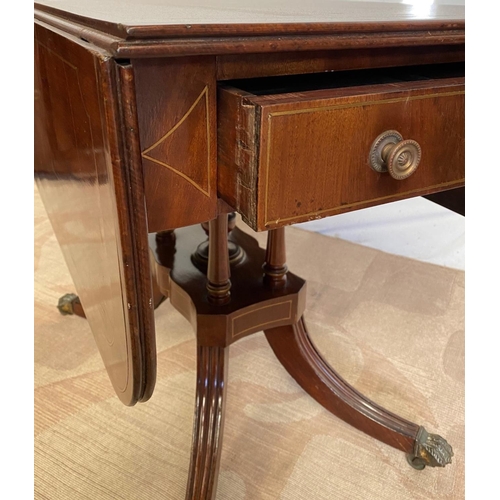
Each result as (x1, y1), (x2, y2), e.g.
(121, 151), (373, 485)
(219, 68), (465, 230)
(34, 21), (156, 405)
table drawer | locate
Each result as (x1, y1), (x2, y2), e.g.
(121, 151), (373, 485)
(218, 65), (464, 231)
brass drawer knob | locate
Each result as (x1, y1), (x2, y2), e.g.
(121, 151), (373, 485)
(370, 130), (422, 180)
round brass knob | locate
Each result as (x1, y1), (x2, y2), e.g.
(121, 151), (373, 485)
(369, 130), (422, 180)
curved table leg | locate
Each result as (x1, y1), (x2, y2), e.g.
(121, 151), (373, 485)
(186, 345), (228, 500)
(264, 317), (453, 469)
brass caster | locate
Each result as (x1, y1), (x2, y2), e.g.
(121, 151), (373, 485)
(406, 427), (454, 470)
(57, 293), (80, 316)
(406, 453), (427, 470)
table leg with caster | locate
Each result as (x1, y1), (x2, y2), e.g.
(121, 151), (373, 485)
(264, 317), (453, 469)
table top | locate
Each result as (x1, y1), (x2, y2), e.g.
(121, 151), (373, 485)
(35, 0), (465, 39)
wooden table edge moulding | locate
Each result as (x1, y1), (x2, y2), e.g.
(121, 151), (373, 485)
(34, 1), (465, 498)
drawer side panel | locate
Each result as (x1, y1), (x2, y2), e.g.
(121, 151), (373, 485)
(218, 88), (261, 228)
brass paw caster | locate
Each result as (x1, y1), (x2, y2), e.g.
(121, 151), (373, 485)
(406, 427), (454, 470)
(57, 293), (84, 317)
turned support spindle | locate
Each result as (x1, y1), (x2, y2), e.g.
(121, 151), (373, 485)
(206, 214), (231, 303)
(263, 227), (288, 286)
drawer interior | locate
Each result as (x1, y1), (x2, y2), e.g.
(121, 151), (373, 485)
(220, 62), (464, 96)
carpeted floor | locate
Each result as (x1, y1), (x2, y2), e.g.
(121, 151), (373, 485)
(34, 187), (464, 500)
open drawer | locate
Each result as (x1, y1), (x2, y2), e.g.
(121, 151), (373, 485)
(217, 64), (465, 231)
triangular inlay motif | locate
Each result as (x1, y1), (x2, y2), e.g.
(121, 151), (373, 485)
(142, 87), (210, 196)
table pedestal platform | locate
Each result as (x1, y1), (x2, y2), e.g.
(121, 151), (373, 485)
(60, 216), (453, 500)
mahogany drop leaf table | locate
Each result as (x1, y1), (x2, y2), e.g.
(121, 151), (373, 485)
(34, 1), (464, 498)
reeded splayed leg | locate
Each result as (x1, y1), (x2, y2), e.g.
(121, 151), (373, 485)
(264, 317), (453, 469)
(186, 345), (228, 500)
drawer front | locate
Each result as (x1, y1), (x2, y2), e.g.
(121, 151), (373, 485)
(218, 77), (464, 231)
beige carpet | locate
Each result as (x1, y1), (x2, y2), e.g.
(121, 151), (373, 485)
(35, 187), (464, 500)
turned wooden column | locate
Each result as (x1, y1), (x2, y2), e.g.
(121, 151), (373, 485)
(263, 227), (288, 286)
(206, 214), (231, 303)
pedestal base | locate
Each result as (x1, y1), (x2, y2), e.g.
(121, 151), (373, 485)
(60, 222), (454, 500)
(149, 223), (453, 499)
